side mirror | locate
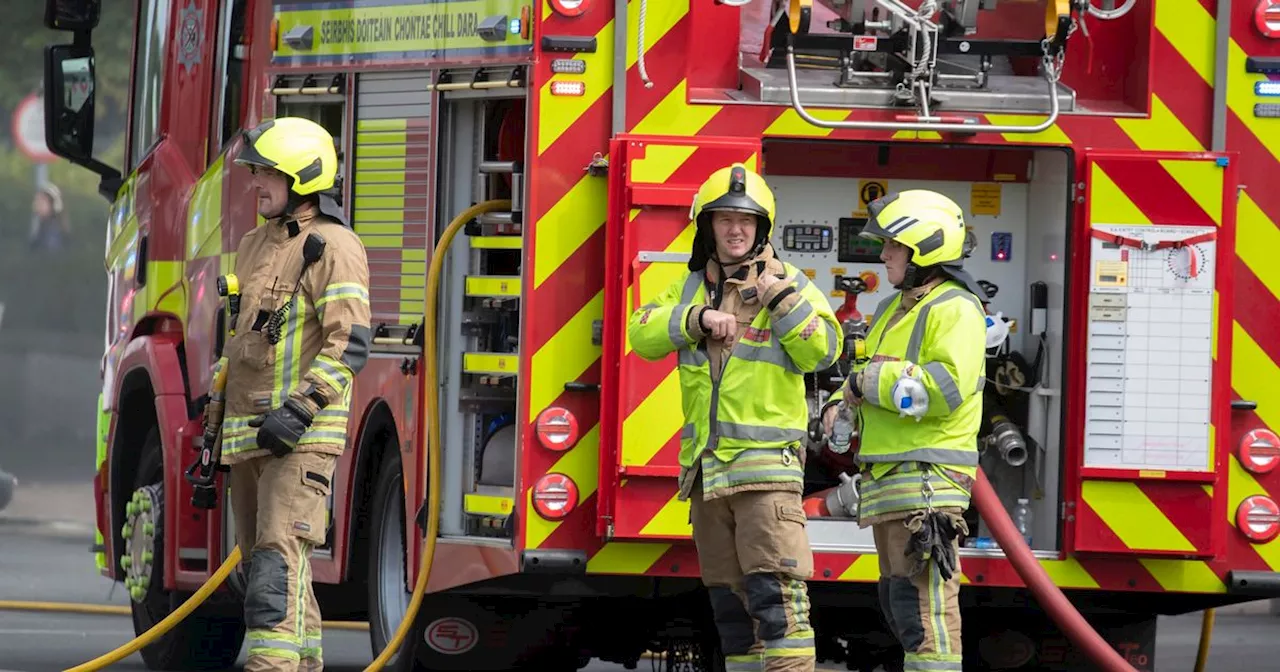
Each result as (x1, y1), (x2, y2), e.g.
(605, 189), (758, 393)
(43, 41), (121, 199)
(44, 43), (96, 162)
(44, 0), (101, 32)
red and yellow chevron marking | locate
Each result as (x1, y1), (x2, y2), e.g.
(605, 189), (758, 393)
(517, 0), (1280, 595)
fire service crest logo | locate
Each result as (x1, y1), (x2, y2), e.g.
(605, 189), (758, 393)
(177, 0), (204, 74)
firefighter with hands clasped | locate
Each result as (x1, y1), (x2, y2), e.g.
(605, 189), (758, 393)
(628, 163), (843, 672)
(210, 116), (372, 671)
(821, 190), (989, 672)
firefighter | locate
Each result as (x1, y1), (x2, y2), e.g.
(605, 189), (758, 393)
(821, 190), (987, 672)
(216, 116), (371, 671)
(628, 163), (843, 672)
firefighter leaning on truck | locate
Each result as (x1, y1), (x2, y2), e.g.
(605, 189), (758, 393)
(205, 116), (372, 671)
(628, 163), (843, 672)
(822, 190), (989, 672)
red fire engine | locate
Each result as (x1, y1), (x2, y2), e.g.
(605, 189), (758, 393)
(39, 0), (1280, 670)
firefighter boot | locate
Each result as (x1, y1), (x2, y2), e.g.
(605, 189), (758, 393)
(230, 451), (336, 671)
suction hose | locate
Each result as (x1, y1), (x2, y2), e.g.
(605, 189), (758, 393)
(973, 469), (1137, 672)
(0, 200), (510, 672)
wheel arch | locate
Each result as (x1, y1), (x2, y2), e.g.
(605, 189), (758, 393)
(105, 331), (190, 581)
(344, 398), (401, 583)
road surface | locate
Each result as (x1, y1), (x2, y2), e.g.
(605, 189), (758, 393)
(0, 510), (1275, 671)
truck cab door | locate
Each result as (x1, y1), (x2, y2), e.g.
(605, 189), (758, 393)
(597, 135), (762, 542)
(1070, 150), (1236, 561)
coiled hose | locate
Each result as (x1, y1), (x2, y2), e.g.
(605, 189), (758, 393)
(0, 200), (510, 672)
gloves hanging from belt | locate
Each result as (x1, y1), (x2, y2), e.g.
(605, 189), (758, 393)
(904, 510), (966, 582)
(249, 399), (314, 458)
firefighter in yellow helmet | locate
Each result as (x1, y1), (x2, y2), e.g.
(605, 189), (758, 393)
(629, 163), (842, 672)
(215, 116), (371, 671)
(821, 190), (987, 672)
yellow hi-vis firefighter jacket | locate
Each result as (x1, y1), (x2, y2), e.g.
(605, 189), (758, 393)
(217, 204), (372, 465)
(628, 253), (843, 501)
(830, 278), (987, 521)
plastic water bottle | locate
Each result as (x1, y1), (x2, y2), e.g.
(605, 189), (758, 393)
(1012, 498), (1033, 546)
(829, 402), (856, 454)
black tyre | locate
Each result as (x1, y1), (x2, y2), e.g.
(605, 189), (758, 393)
(124, 427), (246, 671)
(368, 452), (413, 666)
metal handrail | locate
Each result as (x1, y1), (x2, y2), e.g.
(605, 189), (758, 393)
(783, 45), (1063, 135)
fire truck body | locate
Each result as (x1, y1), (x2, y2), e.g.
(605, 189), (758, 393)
(40, 0), (1280, 669)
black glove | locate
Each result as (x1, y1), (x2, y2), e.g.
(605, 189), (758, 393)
(249, 399), (314, 457)
(905, 511), (962, 582)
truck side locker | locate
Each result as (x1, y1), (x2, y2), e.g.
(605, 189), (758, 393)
(1069, 150), (1237, 561)
(598, 135), (762, 541)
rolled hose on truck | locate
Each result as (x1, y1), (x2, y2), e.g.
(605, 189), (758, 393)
(0, 200), (508, 672)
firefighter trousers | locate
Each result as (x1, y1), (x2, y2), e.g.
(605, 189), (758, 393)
(690, 484), (816, 672)
(873, 512), (965, 672)
(229, 451), (337, 672)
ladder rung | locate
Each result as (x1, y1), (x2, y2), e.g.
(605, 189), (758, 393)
(471, 235), (523, 250)
(478, 211), (520, 226)
(464, 493), (514, 517)
(479, 160), (521, 175)
(465, 275), (521, 298)
(462, 352), (519, 376)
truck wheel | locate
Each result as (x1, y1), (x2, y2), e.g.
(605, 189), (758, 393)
(368, 452), (413, 664)
(123, 427), (246, 671)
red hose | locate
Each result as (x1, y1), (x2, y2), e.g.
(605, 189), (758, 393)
(973, 469), (1137, 672)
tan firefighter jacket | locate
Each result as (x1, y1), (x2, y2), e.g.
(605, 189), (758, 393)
(216, 200), (372, 465)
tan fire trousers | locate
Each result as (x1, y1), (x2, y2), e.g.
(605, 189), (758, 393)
(873, 513), (965, 672)
(230, 451), (337, 672)
(690, 484), (816, 672)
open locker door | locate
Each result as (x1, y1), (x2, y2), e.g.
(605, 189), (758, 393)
(1070, 150), (1236, 559)
(598, 135), (763, 542)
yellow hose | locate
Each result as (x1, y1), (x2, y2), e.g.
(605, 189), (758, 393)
(0, 199), (510, 672)
(61, 546), (243, 672)
(1194, 607), (1215, 672)
(363, 198), (510, 671)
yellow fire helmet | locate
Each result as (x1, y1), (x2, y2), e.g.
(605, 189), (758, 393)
(861, 189), (989, 301)
(687, 163), (777, 270)
(234, 117), (338, 196)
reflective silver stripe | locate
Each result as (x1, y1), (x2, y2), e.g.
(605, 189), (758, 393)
(681, 423), (697, 439)
(774, 299), (815, 336)
(680, 271), (703, 303)
(870, 294), (899, 328)
(718, 422), (806, 443)
(668, 305), (693, 347)
(733, 340), (799, 373)
(861, 361), (884, 403)
(857, 446), (980, 466)
(977, 376), (985, 392)
(678, 346), (709, 367)
(905, 289), (984, 361)
(923, 361), (963, 411)
(903, 658), (963, 671)
(763, 636), (816, 651)
(247, 636), (301, 653)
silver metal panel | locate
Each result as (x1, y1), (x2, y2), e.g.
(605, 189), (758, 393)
(739, 67), (1077, 114)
